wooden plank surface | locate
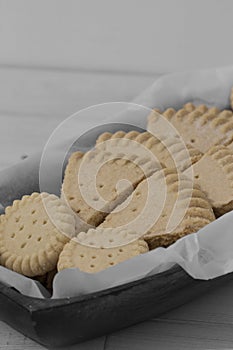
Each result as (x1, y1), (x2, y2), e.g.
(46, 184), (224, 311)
(0, 67), (156, 118)
(105, 278), (233, 350)
(0, 321), (106, 350)
(0, 67), (156, 171)
(106, 319), (233, 350)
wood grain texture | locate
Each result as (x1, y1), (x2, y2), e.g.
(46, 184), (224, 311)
(0, 321), (106, 350)
(105, 319), (233, 350)
(0, 322), (44, 350)
(0, 68), (156, 171)
(0, 67), (156, 117)
(104, 278), (233, 350)
(158, 278), (233, 325)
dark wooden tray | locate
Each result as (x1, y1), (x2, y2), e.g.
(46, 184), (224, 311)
(0, 264), (232, 348)
(0, 126), (232, 347)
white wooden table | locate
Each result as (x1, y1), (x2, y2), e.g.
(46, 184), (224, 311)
(1, 1), (233, 348)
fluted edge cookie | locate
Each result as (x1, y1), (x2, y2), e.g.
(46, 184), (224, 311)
(96, 130), (202, 172)
(58, 227), (148, 273)
(148, 103), (233, 153)
(77, 226), (143, 248)
(0, 192), (76, 277)
(100, 168), (215, 250)
(185, 145), (233, 217)
(61, 140), (161, 227)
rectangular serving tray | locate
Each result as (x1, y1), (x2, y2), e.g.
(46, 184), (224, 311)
(1, 265), (232, 348)
(0, 123), (233, 348)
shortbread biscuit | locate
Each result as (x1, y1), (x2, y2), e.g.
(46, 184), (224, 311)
(148, 103), (233, 153)
(96, 130), (202, 172)
(58, 227), (149, 273)
(0, 193), (76, 277)
(187, 144), (203, 165)
(184, 145), (233, 217)
(62, 142), (161, 228)
(77, 227), (143, 248)
(100, 169), (215, 250)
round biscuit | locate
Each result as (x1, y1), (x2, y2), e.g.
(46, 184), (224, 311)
(0, 192), (76, 277)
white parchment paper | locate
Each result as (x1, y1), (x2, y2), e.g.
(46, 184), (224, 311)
(1, 65), (233, 299)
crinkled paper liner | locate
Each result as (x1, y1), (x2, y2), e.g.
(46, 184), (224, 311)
(0, 65), (233, 299)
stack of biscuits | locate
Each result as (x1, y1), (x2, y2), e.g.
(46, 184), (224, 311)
(1, 89), (233, 293)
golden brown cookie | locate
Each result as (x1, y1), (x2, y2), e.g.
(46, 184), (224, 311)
(96, 130), (202, 172)
(148, 103), (233, 153)
(100, 169), (215, 250)
(61, 140), (161, 228)
(76, 227), (145, 248)
(184, 145), (233, 217)
(57, 227), (149, 273)
(0, 193), (76, 277)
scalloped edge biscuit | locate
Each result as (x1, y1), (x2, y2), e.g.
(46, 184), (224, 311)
(88, 137), (160, 173)
(100, 169), (215, 250)
(57, 230), (148, 273)
(61, 142), (161, 227)
(148, 103), (233, 153)
(96, 130), (202, 172)
(184, 145), (233, 217)
(0, 192), (76, 277)
(77, 227), (143, 248)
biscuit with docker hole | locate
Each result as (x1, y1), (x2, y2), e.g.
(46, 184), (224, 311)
(100, 168), (215, 250)
(61, 141), (161, 228)
(184, 145), (233, 217)
(57, 227), (149, 273)
(96, 130), (202, 172)
(148, 103), (233, 153)
(0, 193), (76, 277)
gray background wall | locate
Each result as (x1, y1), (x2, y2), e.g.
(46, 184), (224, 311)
(1, 0), (233, 73)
